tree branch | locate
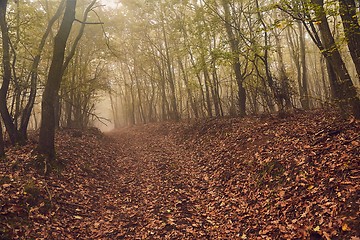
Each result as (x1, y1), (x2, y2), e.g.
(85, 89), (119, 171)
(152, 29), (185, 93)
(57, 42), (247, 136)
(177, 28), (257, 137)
(74, 19), (104, 25)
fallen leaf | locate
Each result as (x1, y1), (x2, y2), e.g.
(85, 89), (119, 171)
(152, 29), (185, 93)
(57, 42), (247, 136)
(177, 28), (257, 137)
(279, 190), (285, 198)
(342, 223), (350, 231)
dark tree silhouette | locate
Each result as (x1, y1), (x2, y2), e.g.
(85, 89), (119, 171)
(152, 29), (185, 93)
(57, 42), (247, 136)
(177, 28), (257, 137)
(0, 0), (20, 145)
(38, 0), (77, 159)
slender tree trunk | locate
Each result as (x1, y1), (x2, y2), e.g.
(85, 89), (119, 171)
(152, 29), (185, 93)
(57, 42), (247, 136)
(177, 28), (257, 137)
(133, 65), (146, 123)
(156, 63), (169, 121)
(202, 59), (213, 118)
(125, 64), (136, 125)
(324, 58), (340, 100)
(221, 0), (246, 116)
(0, 120), (5, 157)
(62, 0), (96, 71)
(109, 89), (119, 128)
(311, 0), (360, 118)
(339, 0), (360, 79)
(65, 64), (76, 127)
(275, 33), (292, 111)
(38, 0), (76, 159)
(127, 84), (136, 125)
(160, 16), (179, 121)
(256, 0), (284, 113)
(180, 22), (204, 118)
(298, 22), (310, 109)
(178, 58), (199, 118)
(0, 0), (20, 145)
(160, 77), (168, 121)
(19, 0), (66, 141)
(320, 56), (330, 102)
(210, 32), (222, 117)
(188, 50), (207, 117)
(148, 79), (156, 122)
(286, 25), (303, 108)
(211, 60), (223, 116)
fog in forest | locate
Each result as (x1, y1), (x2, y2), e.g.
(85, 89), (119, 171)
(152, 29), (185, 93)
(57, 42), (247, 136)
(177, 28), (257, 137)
(0, 0), (359, 153)
(2, 0), (359, 137)
(93, 95), (115, 132)
(71, 0), (360, 133)
(1, 0), (360, 238)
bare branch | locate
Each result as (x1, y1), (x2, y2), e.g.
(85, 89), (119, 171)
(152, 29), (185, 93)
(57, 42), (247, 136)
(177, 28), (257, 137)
(74, 19), (104, 25)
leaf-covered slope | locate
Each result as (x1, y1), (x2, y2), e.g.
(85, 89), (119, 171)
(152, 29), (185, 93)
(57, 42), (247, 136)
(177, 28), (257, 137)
(0, 110), (359, 239)
(170, 110), (359, 239)
(0, 129), (122, 239)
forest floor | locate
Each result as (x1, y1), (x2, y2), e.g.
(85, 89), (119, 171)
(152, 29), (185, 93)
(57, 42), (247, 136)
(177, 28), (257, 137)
(0, 109), (359, 239)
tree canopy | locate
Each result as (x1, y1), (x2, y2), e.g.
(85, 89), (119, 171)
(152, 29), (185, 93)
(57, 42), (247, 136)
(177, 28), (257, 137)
(1, 0), (360, 158)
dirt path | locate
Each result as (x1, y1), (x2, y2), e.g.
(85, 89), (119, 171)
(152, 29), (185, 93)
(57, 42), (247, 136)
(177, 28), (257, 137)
(1, 111), (358, 239)
(100, 127), (214, 239)
(94, 114), (360, 240)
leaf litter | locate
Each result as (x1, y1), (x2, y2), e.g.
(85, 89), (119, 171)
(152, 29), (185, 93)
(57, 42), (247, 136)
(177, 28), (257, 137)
(0, 109), (359, 239)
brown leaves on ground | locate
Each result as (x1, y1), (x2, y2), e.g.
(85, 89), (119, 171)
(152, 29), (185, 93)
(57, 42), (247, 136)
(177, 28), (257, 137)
(0, 109), (359, 239)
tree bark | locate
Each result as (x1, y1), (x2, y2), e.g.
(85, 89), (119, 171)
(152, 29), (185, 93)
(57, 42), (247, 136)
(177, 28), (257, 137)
(298, 22), (310, 109)
(255, 0), (281, 113)
(221, 0), (246, 116)
(19, 0), (66, 141)
(339, 0), (360, 79)
(202, 56), (213, 118)
(274, 33), (292, 111)
(0, 120), (5, 157)
(133, 62), (146, 123)
(38, 0), (77, 159)
(178, 58), (199, 118)
(311, 0), (360, 118)
(161, 19), (180, 121)
(211, 57), (223, 117)
(0, 0), (19, 145)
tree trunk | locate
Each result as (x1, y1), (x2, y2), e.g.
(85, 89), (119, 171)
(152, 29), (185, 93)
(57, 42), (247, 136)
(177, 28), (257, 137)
(202, 59), (213, 118)
(19, 0), (65, 140)
(275, 33), (292, 111)
(126, 65), (137, 125)
(211, 59), (223, 116)
(109, 89), (119, 128)
(256, 0), (287, 113)
(178, 58), (199, 118)
(133, 64), (146, 123)
(188, 49), (207, 118)
(320, 56), (330, 102)
(221, 0), (246, 116)
(339, 0), (360, 79)
(298, 22), (310, 109)
(311, 0), (360, 118)
(0, 0), (20, 145)
(161, 15), (179, 121)
(38, 0), (76, 159)
(0, 120), (5, 157)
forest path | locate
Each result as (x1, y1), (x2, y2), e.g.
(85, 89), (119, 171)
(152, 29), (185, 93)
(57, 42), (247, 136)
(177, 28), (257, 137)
(97, 113), (360, 240)
(1, 110), (358, 239)
(102, 126), (214, 239)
